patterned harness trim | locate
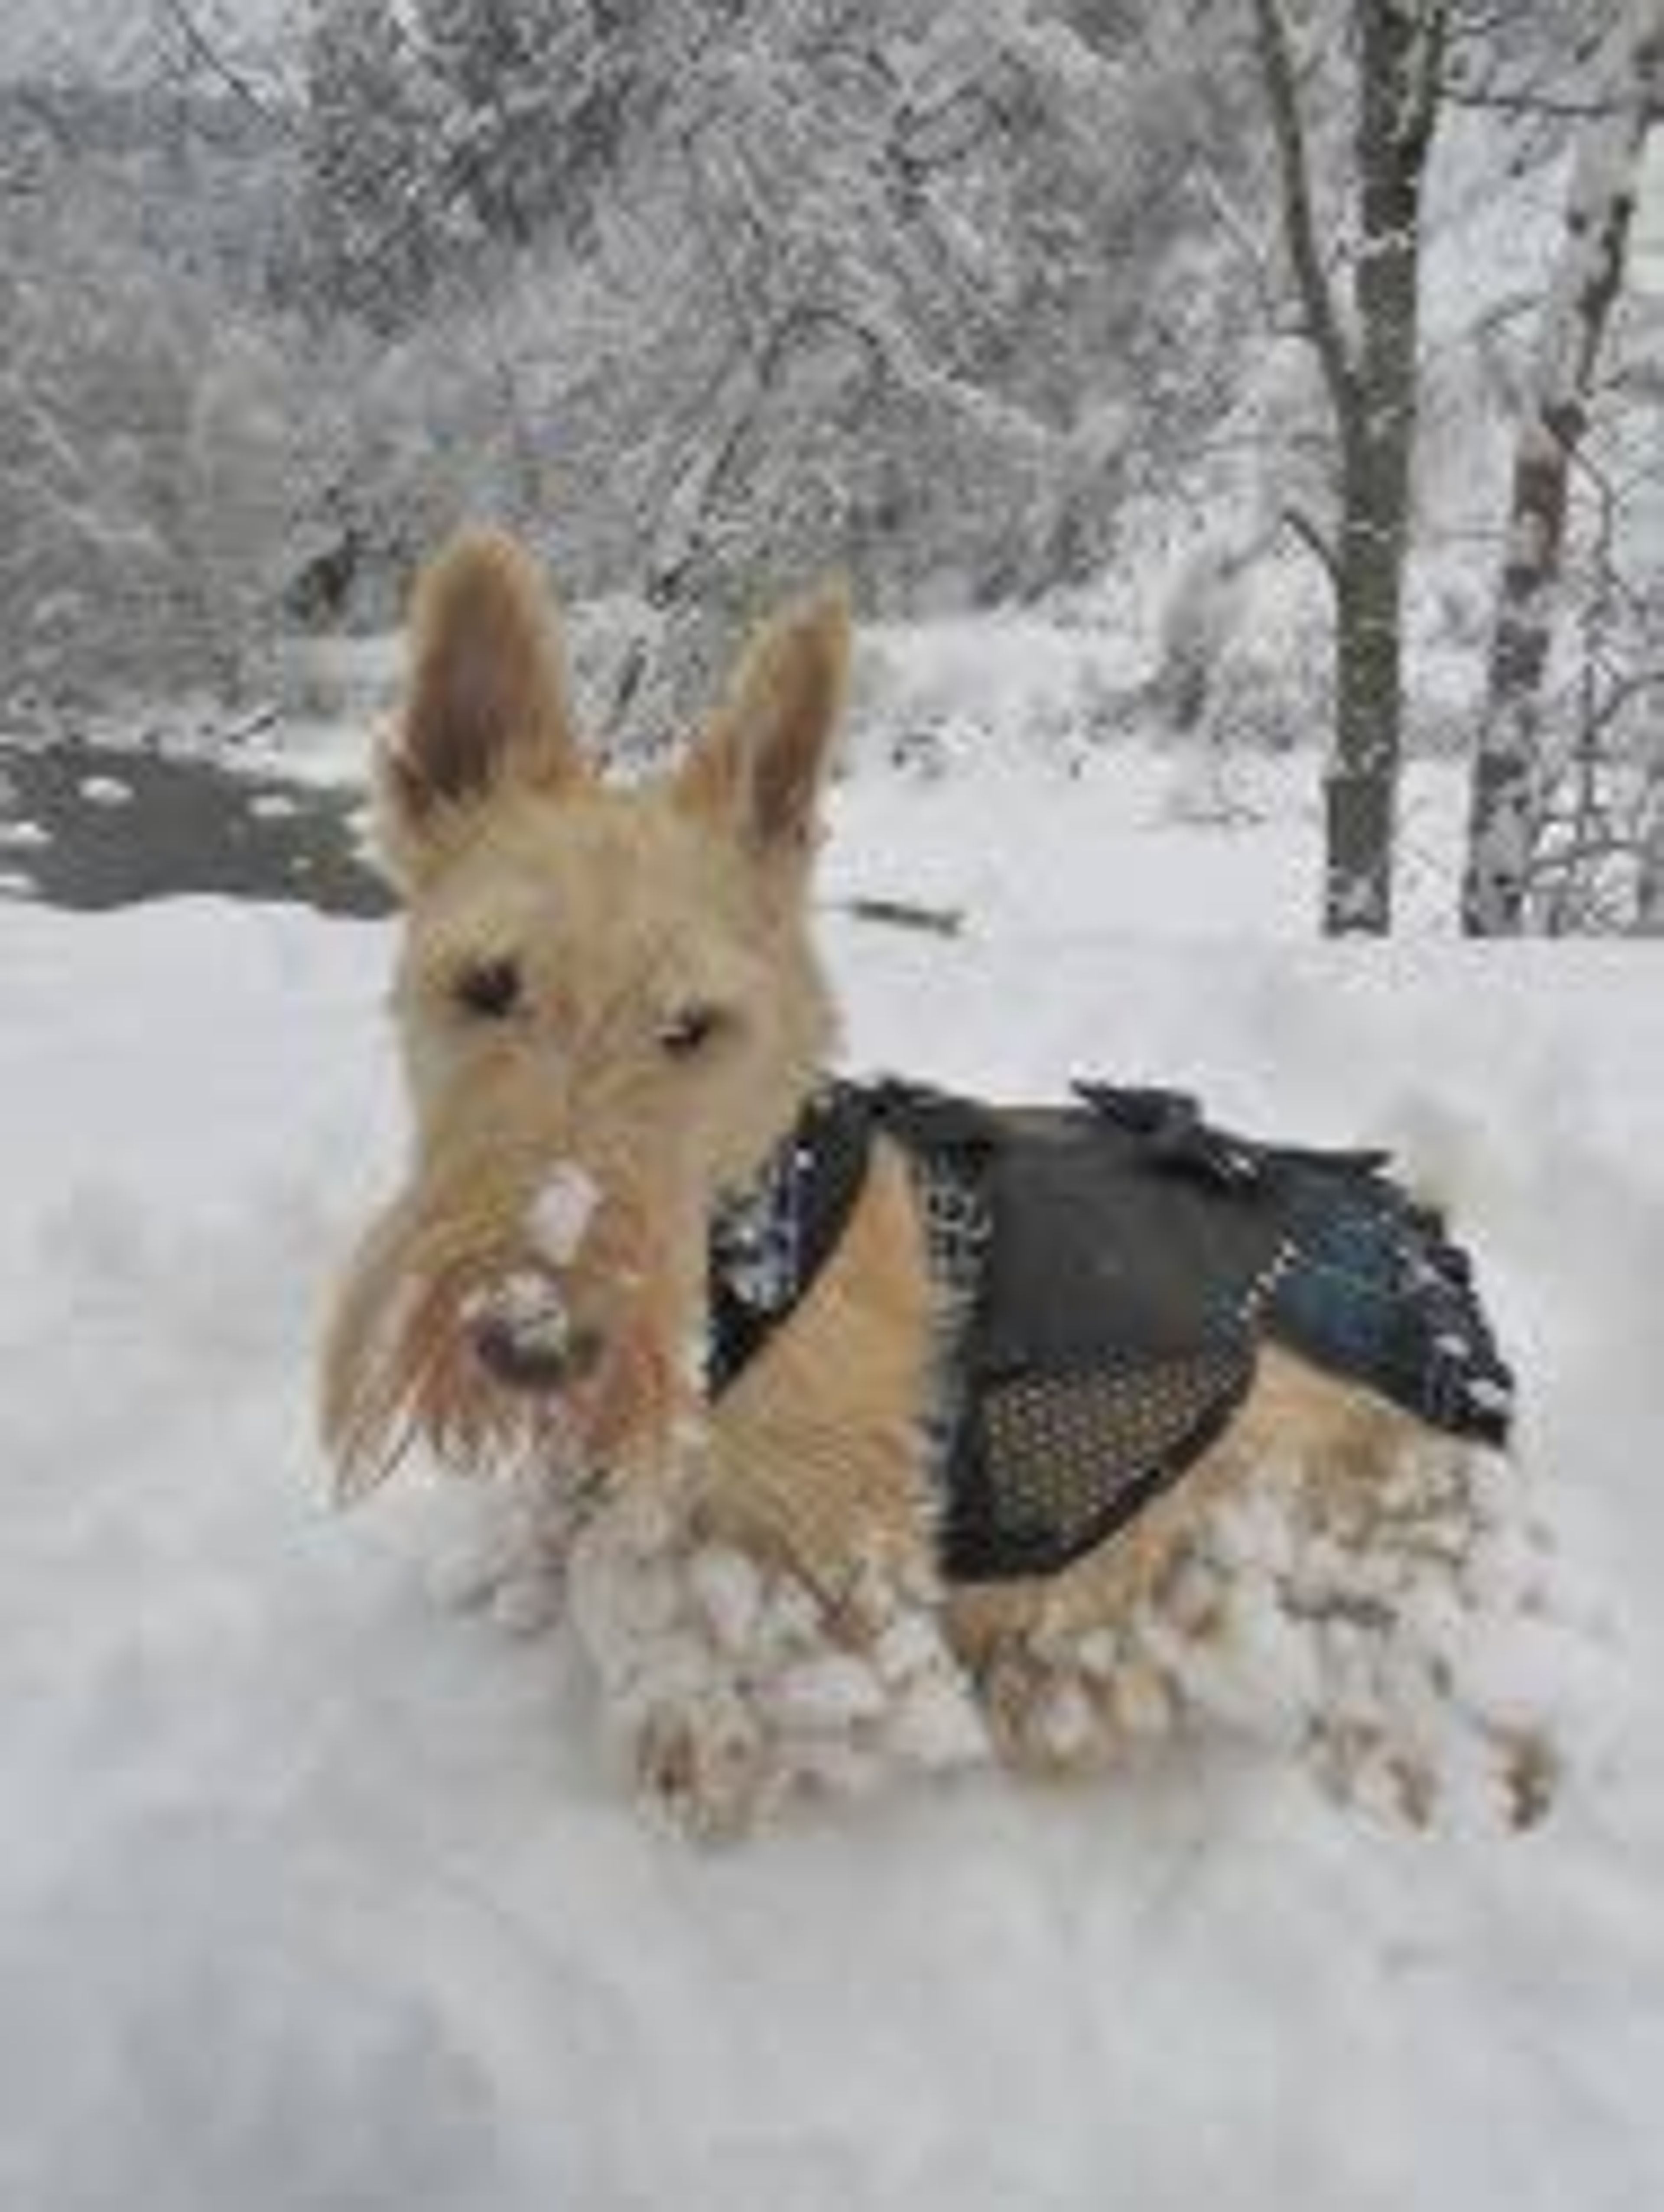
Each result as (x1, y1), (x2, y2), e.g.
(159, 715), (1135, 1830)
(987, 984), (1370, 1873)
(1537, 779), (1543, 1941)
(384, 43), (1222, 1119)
(708, 1080), (1516, 1586)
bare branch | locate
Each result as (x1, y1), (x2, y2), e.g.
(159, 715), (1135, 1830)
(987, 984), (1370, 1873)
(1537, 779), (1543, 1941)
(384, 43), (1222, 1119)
(1440, 83), (1636, 122)
(1190, 157), (1287, 329)
(1403, 3), (1453, 162)
(1248, 0), (1358, 431)
(1279, 504), (1341, 598)
(154, 0), (291, 135)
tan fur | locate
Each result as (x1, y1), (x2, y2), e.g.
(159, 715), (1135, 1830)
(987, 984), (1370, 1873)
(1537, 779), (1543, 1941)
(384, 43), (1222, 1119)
(944, 1345), (1437, 1785)
(946, 1345), (1417, 1662)
(694, 1135), (938, 1603)
(378, 530), (585, 886)
(323, 567), (848, 1494)
(323, 529), (1556, 1836)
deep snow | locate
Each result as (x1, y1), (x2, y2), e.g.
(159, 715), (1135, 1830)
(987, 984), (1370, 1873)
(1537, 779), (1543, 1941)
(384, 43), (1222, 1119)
(2, 743), (1662, 2212)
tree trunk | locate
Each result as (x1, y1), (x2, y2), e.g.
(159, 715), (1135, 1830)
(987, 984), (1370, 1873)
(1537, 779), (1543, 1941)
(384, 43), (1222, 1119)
(1325, 2), (1434, 934)
(1460, 0), (1664, 936)
(1251, 0), (1443, 934)
(1636, 770), (1664, 934)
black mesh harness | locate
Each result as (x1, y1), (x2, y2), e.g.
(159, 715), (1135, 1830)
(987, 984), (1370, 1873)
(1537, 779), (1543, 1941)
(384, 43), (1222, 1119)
(707, 1080), (1515, 1586)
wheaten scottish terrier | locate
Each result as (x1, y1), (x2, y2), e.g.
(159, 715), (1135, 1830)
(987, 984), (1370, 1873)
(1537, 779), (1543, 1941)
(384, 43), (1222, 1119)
(323, 531), (1566, 1840)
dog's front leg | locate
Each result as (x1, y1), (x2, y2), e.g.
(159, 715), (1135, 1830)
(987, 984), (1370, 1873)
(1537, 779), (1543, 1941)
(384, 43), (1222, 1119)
(559, 1484), (747, 1839)
(566, 1490), (985, 1840)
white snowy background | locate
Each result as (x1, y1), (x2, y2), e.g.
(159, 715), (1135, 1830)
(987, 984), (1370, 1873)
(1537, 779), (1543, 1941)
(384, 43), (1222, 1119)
(3, 699), (1662, 2210)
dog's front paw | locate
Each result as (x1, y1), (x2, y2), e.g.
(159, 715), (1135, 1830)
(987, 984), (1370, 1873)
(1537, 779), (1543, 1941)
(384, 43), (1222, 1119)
(633, 1690), (771, 1844)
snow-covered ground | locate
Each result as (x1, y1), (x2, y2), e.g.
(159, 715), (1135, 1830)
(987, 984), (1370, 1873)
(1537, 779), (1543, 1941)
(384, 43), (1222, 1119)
(2, 730), (1662, 2212)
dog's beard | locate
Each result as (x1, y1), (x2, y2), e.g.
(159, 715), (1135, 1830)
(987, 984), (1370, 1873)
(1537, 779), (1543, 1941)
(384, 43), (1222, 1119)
(322, 1170), (698, 1502)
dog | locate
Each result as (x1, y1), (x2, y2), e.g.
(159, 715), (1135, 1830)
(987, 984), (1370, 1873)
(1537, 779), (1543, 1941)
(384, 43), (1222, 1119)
(322, 529), (1567, 1840)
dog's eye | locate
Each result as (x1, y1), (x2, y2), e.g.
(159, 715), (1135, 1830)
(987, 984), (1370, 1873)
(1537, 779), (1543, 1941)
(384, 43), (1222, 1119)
(454, 956), (523, 1020)
(657, 1003), (727, 1060)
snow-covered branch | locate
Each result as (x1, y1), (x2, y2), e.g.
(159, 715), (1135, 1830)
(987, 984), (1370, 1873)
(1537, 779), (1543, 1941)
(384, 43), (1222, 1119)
(1249, 0), (1358, 431)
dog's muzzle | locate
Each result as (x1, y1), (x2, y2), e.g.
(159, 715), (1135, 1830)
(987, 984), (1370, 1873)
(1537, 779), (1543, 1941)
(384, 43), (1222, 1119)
(466, 1269), (607, 1396)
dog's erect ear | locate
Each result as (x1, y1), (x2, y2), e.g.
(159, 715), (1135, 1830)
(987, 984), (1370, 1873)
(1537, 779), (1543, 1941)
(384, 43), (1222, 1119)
(676, 584), (851, 862)
(378, 531), (582, 880)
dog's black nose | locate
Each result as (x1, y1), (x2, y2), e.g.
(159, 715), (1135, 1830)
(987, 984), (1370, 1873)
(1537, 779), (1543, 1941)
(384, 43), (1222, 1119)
(473, 1314), (605, 1393)
(469, 1278), (605, 1395)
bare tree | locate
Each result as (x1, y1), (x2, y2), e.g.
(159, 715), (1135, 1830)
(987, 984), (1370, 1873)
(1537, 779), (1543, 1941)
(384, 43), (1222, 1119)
(1460, 0), (1664, 934)
(1251, 0), (1449, 934)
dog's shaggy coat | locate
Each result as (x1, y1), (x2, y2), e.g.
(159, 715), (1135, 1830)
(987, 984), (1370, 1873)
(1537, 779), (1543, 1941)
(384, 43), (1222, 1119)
(323, 532), (1561, 1839)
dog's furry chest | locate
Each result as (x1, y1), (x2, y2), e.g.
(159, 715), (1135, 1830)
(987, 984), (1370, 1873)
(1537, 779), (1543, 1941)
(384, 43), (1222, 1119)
(708, 1082), (1516, 1588)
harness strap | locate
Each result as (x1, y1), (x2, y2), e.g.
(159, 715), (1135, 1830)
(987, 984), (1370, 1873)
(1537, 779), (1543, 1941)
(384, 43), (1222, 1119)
(705, 1083), (874, 1395)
